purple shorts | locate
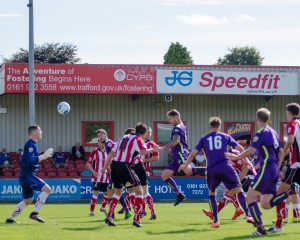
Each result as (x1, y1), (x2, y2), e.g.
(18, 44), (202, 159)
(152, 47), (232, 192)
(165, 156), (186, 174)
(207, 163), (241, 192)
(250, 162), (279, 195)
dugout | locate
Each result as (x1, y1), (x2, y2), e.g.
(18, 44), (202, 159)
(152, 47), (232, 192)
(0, 63), (299, 175)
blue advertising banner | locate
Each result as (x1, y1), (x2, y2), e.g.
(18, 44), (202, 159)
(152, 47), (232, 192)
(0, 179), (81, 201)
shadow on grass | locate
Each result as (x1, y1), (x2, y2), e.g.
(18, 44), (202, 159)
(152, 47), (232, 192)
(222, 233), (287, 240)
(147, 228), (210, 235)
(63, 226), (105, 231)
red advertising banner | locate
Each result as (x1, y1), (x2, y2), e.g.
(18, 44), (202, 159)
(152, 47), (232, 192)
(3, 64), (156, 94)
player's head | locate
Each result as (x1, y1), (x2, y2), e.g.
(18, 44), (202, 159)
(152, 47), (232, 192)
(209, 117), (222, 131)
(135, 122), (148, 138)
(98, 139), (105, 150)
(286, 103), (300, 121)
(125, 128), (135, 135)
(145, 127), (152, 140)
(28, 125), (42, 141)
(167, 109), (181, 126)
(96, 129), (108, 142)
(256, 108), (271, 124)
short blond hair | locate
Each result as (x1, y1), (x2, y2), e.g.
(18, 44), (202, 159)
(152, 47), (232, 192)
(256, 108), (271, 123)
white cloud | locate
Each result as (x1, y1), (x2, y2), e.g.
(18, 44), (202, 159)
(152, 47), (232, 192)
(176, 14), (229, 26)
(235, 14), (256, 23)
(159, 0), (220, 6)
(133, 24), (152, 30)
(0, 14), (23, 17)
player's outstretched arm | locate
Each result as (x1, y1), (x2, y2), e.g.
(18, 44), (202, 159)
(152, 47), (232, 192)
(239, 159), (250, 181)
(225, 147), (256, 160)
(102, 151), (114, 173)
(278, 148), (285, 170)
(178, 149), (199, 173)
(143, 155), (159, 163)
(165, 135), (180, 149)
(283, 135), (294, 155)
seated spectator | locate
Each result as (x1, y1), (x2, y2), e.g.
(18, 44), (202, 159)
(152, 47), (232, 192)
(71, 142), (85, 161)
(81, 163), (92, 176)
(0, 148), (11, 168)
(52, 146), (67, 168)
(18, 149), (23, 162)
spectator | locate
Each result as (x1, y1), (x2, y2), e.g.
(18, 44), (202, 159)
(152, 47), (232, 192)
(0, 148), (11, 167)
(52, 146), (67, 168)
(71, 142), (85, 161)
(81, 163), (92, 176)
(18, 149), (23, 162)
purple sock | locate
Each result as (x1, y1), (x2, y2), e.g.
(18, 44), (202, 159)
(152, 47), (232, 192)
(119, 195), (129, 213)
(209, 195), (218, 223)
(192, 167), (206, 176)
(165, 177), (181, 195)
(237, 192), (249, 216)
(249, 202), (263, 227)
(270, 192), (289, 208)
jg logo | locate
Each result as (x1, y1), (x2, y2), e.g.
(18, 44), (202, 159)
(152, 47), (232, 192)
(165, 71), (193, 86)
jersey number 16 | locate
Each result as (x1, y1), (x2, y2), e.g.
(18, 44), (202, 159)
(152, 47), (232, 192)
(207, 136), (222, 150)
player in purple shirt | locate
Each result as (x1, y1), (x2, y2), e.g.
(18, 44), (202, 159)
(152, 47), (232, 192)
(161, 109), (205, 206)
(180, 117), (254, 228)
(226, 108), (300, 236)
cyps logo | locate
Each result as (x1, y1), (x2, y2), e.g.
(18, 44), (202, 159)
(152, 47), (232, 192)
(114, 69), (126, 81)
(165, 71), (193, 86)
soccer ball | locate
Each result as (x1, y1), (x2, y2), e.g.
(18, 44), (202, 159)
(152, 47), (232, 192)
(57, 102), (71, 115)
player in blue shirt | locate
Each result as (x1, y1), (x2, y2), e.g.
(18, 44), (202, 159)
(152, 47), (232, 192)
(6, 125), (53, 224)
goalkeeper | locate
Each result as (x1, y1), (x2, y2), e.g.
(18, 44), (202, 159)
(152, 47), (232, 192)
(6, 125), (53, 224)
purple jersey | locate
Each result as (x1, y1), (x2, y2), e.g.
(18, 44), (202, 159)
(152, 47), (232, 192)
(105, 139), (115, 154)
(251, 126), (282, 166)
(195, 132), (238, 169)
(170, 123), (189, 160)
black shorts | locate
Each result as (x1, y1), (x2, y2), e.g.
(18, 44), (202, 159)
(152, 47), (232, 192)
(111, 161), (140, 189)
(132, 162), (148, 186)
(93, 182), (108, 192)
(282, 167), (300, 185)
(241, 177), (252, 192)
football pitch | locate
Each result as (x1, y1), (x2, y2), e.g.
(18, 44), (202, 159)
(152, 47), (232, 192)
(0, 202), (300, 240)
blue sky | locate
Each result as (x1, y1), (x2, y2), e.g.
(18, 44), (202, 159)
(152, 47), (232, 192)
(1, 0), (300, 66)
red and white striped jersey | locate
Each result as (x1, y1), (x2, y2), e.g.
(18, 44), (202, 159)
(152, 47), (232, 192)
(142, 140), (159, 174)
(112, 134), (146, 164)
(229, 149), (256, 177)
(287, 118), (300, 168)
(88, 148), (109, 183)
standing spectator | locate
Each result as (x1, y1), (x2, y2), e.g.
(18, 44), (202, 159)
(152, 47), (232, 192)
(52, 146), (67, 168)
(0, 148), (11, 167)
(18, 149), (23, 162)
(71, 142), (85, 161)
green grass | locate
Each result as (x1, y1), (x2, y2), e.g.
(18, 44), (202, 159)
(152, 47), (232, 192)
(0, 202), (300, 240)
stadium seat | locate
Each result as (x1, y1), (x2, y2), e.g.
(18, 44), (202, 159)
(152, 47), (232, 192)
(85, 152), (91, 158)
(11, 156), (19, 161)
(9, 152), (19, 156)
(64, 152), (71, 158)
(47, 171), (57, 178)
(75, 163), (85, 170)
(2, 167), (14, 177)
(43, 162), (54, 169)
(37, 171), (46, 178)
(75, 159), (85, 164)
(68, 168), (78, 176)
(57, 171), (68, 177)
(57, 168), (67, 173)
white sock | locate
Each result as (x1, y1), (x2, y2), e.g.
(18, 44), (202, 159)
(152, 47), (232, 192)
(10, 201), (27, 219)
(144, 192), (151, 198)
(33, 192), (49, 213)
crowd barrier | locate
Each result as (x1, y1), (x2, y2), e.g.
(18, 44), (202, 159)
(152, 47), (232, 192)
(0, 177), (226, 201)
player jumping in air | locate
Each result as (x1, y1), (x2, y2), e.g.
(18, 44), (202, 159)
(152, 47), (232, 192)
(97, 129), (132, 220)
(226, 108), (300, 236)
(179, 117), (254, 228)
(203, 147), (257, 220)
(6, 125), (53, 224)
(161, 109), (203, 206)
(102, 123), (159, 227)
(269, 103), (300, 233)
(87, 140), (109, 216)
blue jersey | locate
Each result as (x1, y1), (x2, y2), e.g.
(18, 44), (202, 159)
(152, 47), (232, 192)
(170, 123), (189, 160)
(20, 139), (39, 176)
(251, 126), (282, 166)
(195, 131), (238, 169)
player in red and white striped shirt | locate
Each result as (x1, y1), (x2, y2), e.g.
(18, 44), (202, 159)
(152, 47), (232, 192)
(270, 103), (300, 233)
(87, 141), (109, 216)
(102, 123), (159, 227)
